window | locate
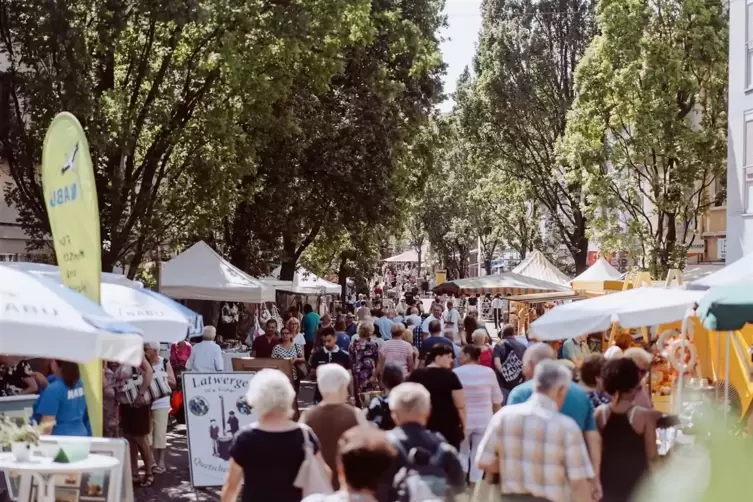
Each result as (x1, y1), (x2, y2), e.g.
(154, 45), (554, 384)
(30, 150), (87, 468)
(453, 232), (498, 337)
(717, 238), (727, 260)
(745, 112), (753, 212)
(748, 1), (753, 88)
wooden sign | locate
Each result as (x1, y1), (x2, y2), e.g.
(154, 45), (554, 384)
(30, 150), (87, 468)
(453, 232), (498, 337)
(231, 357), (294, 383)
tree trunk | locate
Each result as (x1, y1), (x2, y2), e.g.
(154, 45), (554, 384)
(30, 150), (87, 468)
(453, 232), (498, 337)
(279, 235), (298, 281)
(338, 254), (348, 300)
(572, 210), (589, 274)
(484, 258), (492, 276)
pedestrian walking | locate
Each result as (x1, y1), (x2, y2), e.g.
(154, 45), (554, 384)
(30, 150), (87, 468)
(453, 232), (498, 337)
(408, 344), (466, 450)
(366, 362), (404, 431)
(454, 345), (503, 486)
(220, 369), (330, 502)
(476, 360), (596, 502)
(597, 358), (658, 502)
(301, 364), (365, 490)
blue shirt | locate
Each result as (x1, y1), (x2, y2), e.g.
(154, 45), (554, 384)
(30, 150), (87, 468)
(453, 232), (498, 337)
(507, 380), (596, 432)
(335, 332), (351, 351)
(418, 336), (455, 363)
(374, 317), (394, 341)
(34, 378), (90, 437)
(302, 312), (321, 344)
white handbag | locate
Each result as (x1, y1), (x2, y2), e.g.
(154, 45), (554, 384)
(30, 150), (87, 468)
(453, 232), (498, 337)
(293, 424), (333, 497)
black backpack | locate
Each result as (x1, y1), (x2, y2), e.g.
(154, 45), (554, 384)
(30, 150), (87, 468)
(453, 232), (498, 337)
(388, 434), (454, 502)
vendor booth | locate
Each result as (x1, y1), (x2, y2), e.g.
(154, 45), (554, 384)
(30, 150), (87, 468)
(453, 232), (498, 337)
(512, 250), (572, 287)
(160, 241), (275, 303)
(433, 272), (570, 296)
(570, 257), (624, 293)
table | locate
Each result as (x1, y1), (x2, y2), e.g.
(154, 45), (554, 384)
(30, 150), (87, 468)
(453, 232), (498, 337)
(222, 351), (250, 371)
(0, 453), (119, 502)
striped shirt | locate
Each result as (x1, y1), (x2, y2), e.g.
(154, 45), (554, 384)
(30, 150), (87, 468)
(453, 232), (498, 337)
(380, 339), (414, 376)
(453, 364), (503, 430)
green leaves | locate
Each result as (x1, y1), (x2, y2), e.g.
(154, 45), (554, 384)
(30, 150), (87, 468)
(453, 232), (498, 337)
(562, 0), (728, 277)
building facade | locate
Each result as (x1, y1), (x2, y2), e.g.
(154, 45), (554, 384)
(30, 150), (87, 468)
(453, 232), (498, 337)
(726, 0), (753, 262)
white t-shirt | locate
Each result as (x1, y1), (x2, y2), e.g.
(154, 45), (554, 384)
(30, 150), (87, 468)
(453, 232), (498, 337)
(442, 309), (460, 333)
(293, 333), (306, 346)
(453, 364), (503, 430)
(421, 315), (443, 335)
(491, 298), (506, 309)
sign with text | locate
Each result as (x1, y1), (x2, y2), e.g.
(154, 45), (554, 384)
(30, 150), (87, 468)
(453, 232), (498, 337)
(183, 372), (259, 487)
(42, 112), (103, 436)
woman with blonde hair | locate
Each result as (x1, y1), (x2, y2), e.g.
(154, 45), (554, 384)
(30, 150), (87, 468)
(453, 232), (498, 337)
(286, 317), (307, 349)
(348, 321), (381, 397)
(221, 369), (328, 502)
(472, 329), (494, 369)
(401, 329), (419, 369)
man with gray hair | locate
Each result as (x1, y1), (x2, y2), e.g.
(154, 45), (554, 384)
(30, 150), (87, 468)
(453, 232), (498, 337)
(507, 343), (601, 493)
(186, 325), (223, 372)
(476, 361), (596, 502)
(377, 383), (465, 502)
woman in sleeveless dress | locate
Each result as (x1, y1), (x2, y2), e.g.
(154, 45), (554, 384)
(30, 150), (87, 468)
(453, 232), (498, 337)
(596, 358), (658, 502)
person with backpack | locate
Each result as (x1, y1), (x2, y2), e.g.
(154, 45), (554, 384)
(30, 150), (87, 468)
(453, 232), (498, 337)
(379, 382), (465, 502)
(492, 324), (527, 400)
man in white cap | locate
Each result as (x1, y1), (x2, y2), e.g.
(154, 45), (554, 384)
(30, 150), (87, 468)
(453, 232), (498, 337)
(186, 326), (224, 372)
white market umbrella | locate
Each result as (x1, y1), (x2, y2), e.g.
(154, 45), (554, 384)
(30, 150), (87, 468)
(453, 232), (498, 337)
(0, 266), (144, 365)
(529, 286), (703, 341)
(6, 262), (143, 288)
(100, 284), (203, 343)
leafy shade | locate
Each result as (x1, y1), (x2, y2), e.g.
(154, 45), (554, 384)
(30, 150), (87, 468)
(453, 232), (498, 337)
(560, 0), (728, 277)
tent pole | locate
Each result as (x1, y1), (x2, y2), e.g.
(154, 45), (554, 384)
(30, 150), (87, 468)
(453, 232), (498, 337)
(716, 331), (722, 402)
(725, 331), (731, 426)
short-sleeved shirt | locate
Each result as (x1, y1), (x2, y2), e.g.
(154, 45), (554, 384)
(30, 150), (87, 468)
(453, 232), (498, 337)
(34, 379), (89, 436)
(476, 394), (594, 502)
(302, 312), (321, 343)
(418, 336), (454, 363)
(252, 335), (280, 358)
(335, 332), (351, 351)
(408, 367), (464, 447)
(453, 364), (503, 430)
(230, 426), (320, 502)
(380, 339), (414, 376)
(507, 380), (596, 432)
(420, 315), (443, 335)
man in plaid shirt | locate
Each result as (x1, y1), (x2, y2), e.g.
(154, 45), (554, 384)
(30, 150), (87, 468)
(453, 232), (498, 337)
(476, 360), (596, 502)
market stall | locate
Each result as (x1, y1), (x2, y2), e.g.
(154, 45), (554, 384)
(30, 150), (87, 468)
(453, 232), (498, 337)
(512, 250), (572, 287)
(570, 257), (624, 293)
(160, 241), (275, 303)
(433, 272), (570, 296)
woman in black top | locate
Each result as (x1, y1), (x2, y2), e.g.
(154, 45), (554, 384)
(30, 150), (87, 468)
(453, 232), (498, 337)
(596, 358), (657, 502)
(407, 344), (466, 449)
(366, 362), (404, 430)
(221, 369), (326, 502)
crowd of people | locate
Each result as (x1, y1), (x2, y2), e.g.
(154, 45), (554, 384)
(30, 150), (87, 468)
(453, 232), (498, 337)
(214, 291), (662, 502)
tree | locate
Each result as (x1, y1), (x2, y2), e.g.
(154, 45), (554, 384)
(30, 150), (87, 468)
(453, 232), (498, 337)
(470, 0), (596, 273)
(0, 0), (360, 274)
(560, 0), (728, 277)
(225, 0), (446, 281)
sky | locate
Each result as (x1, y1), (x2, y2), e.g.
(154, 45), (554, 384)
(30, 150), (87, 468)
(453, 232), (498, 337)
(438, 0), (483, 113)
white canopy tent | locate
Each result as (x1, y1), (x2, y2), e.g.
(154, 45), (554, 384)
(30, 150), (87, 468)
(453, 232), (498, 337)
(383, 249), (419, 263)
(529, 286), (703, 341)
(513, 250), (571, 287)
(571, 257), (623, 283)
(688, 252), (753, 289)
(268, 266), (341, 295)
(7, 262), (143, 288)
(161, 241), (275, 302)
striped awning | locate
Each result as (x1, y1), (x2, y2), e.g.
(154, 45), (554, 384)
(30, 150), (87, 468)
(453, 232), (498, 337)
(434, 272), (571, 297)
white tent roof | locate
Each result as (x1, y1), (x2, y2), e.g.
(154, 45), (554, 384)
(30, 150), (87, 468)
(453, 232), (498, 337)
(689, 253), (753, 289)
(572, 257), (623, 283)
(383, 249), (419, 263)
(513, 250), (571, 287)
(269, 266), (341, 295)
(161, 241), (275, 302)
(529, 286), (703, 341)
(7, 262), (143, 288)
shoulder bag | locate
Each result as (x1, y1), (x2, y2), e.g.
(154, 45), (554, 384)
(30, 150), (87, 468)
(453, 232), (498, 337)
(294, 424), (333, 497)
